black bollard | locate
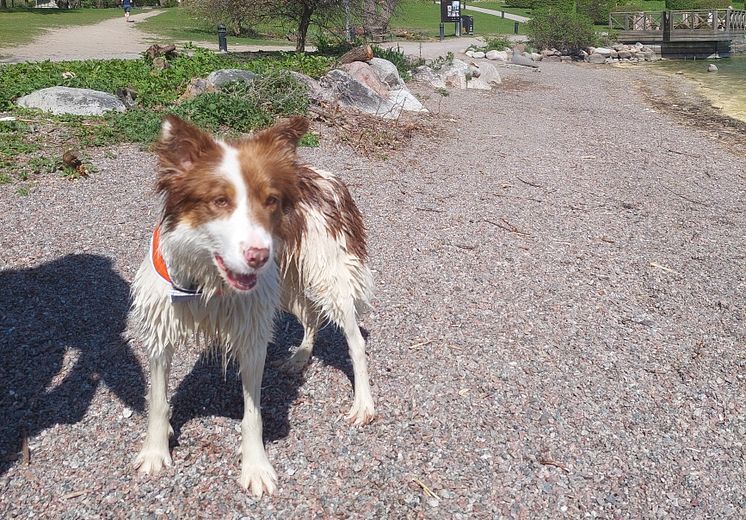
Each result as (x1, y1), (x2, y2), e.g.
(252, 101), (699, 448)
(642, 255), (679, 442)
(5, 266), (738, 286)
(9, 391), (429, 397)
(514, 21), (519, 34)
(218, 24), (228, 53)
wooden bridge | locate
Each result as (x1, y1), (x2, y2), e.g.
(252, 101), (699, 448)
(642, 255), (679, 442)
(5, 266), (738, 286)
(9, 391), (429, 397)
(609, 9), (746, 57)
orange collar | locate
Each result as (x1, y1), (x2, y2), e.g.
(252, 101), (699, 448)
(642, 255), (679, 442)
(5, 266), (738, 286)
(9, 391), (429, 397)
(150, 225), (202, 299)
(151, 225), (172, 284)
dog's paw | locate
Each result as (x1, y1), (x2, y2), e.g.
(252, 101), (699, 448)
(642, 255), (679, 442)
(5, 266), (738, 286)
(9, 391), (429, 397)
(134, 448), (173, 475)
(239, 462), (278, 497)
(346, 397), (376, 426)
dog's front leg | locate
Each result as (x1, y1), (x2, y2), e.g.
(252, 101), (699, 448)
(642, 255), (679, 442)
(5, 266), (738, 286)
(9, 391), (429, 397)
(237, 344), (277, 497)
(135, 347), (174, 474)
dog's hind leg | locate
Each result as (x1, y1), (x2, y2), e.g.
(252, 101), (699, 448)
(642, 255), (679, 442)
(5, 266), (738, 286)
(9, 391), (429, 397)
(278, 296), (319, 373)
(135, 346), (175, 474)
(237, 344), (277, 497)
(341, 310), (376, 425)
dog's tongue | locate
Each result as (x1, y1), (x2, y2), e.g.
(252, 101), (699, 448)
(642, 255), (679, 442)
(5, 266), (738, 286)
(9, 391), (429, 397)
(227, 271), (257, 291)
(214, 255), (257, 291)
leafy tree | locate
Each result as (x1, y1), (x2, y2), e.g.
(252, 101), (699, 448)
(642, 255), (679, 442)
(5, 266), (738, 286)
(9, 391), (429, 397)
(576, 0), (617, 24)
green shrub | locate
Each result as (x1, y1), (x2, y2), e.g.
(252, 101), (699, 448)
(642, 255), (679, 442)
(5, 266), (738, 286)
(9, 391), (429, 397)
(372, 46), (424, 80)
(526, 9), (598, 54)
(666, 0), (730, 8)
(577, 0), (617, 24)
(533, 0), (575, 11)
(505, 0), (534, 7)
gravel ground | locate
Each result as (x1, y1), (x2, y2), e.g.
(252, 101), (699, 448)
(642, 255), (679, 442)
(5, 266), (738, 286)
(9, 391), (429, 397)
(1, 63), (745, 518)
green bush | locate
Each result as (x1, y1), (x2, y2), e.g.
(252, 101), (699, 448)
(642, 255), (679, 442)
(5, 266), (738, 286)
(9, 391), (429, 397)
(505, 0), (534, 7)
(372, 46), (424, 80)
(577, 0), (617, 24)
(533, 0), (575, 11)
(666, 0), (730, 8)
(526, 9), (598, 54)
(0, 48), (333, 110)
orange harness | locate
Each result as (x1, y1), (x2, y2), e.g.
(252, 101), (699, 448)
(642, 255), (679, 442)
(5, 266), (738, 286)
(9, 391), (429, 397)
(150, 225), (203, 301)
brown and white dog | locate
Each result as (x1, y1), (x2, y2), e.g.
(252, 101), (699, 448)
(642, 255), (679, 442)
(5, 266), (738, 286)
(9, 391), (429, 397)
(129, 115), (374, 496)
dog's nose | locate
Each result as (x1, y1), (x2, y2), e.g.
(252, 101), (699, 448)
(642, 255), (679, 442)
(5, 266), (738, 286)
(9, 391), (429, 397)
(244, 247), (269, 269)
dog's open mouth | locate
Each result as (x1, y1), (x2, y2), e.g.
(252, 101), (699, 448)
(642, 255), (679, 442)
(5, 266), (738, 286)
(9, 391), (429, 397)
(214, 255), (257, 291)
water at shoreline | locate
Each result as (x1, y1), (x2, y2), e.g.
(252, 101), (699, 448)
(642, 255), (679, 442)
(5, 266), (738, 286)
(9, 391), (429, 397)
(656, 55), (746, 123)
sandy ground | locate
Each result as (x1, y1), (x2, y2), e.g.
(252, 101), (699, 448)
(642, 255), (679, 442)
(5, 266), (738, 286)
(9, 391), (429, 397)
(0, 62), (744, 517)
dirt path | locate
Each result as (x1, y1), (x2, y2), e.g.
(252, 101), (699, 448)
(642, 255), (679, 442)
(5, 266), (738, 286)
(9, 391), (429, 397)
(1, 63), (744, 517)
(0, 8), (298, 64)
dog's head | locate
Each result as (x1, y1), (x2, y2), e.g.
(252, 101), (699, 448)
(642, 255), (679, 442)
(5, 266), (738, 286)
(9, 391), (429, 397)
(154, 115), (308, 292)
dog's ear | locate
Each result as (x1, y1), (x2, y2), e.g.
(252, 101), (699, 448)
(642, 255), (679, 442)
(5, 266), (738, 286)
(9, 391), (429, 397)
(254, 116), (309, 156)
(154, 115), (219, 174)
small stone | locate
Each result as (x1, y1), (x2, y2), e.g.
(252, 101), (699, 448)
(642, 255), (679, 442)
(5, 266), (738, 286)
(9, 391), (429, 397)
(472, 51), (485, 59)
(708, 64), (718, 72)
(427, 497), (440, 507)
(122, 407), (133, 419)
(465, 50), (475, 58)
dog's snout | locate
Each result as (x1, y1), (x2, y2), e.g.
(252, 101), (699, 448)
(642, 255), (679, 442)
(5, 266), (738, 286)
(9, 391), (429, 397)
(244, 247), (269, 268)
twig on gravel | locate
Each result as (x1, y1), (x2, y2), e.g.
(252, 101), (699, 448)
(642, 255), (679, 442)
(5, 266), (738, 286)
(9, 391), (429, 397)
(650, 262), (681, 276)
(441, 241), (478, 251)
(662, 186), (709, 207)
(600, 237), (616, 244)
(62, 491), (86, 500)
(409, 339), (434, 350)
(537, 456), (570, 473)
(515, 176), (542, 188)
(411, 478), (440, 499)
(416, 207), (445, 213)
(483, 218), (531, 236)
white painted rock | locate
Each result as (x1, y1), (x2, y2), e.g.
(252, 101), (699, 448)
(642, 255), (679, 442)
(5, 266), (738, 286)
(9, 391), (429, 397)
(465, 50), (475, 57)
(531, 52), (542, 61)
(206, 69), (257, 88)
(486, 50), (508, 61)
(708, 63), (718, 72)
(472, 51), (486, 59)
(369, 57), (404, 88)
(16, 87), (126, 116)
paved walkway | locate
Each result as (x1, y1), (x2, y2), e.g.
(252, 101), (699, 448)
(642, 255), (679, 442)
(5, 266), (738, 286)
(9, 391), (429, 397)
(464, 5), (530, 23)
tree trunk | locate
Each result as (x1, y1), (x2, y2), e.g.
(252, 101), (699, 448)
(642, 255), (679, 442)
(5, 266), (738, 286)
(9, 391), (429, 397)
(0, 0), (8, 9)
(296, 4), (313, 52)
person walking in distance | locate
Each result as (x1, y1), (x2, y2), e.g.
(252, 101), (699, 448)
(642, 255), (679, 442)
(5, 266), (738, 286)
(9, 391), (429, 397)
(122, 0), (134, 22)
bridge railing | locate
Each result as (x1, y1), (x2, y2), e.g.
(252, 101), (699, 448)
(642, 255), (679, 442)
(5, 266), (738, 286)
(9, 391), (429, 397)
(610, 9), (746, 34)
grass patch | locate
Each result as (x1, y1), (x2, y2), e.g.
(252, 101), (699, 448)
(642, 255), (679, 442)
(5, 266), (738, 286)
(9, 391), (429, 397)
(390, 0), (527, 38)
(138, 7), (289, 46)
(0, 8), (122, 48)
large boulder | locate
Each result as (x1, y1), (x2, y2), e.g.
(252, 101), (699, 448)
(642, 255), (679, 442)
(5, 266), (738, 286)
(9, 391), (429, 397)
(206, 69), (257, 88)
(339, 61), (390, 98)
(319, 69), (401, 118)
(288, 71), (333, 104)
(511, 50), (539, 68)
(368, 57), (404, 88)
(16, 86), (126, 116)
(588, 53), (606, 64)
(468, 61), (501, 87)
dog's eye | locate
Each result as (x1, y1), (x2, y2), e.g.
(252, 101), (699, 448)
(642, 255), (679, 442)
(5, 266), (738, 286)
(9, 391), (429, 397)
(265, 195), (279, 208)
(213, 196), (230, 208)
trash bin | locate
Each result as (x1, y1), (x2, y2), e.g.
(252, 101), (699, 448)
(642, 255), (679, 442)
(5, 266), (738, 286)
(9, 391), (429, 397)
(461, 15), (474, 35)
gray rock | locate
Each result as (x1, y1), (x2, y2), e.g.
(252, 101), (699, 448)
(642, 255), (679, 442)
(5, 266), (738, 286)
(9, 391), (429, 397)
(531, 52), (542, 62)
(469, 61), (501, 86)
(594, 47), (614, 57)
(707, 63), (718, 72)
(440, 59), (470, 89)
(512, 50), (539, 68)
(485, 50), (508, 61)
(589, 53), (606, 64)
(560, 56), (572, 63)
(544, 55), (561, 63)
(16, 86), (126, 116)
(412, 66), (446, 89)
(369, 57), (404, 88)
(465, 50), (475, 58)
(618, 50), (632, 59)
(340, 61), (390, 97)
(206, 69), (257, 88)
(319, 69), (400, 118)
(288, 71), (333, 104)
